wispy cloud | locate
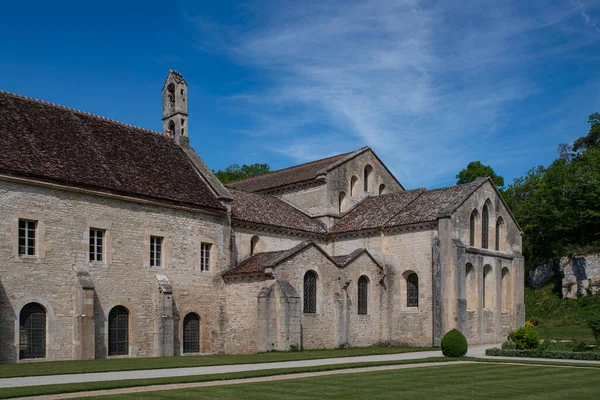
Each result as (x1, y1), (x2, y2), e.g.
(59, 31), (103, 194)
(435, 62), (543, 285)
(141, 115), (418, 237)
(188, 0), (600, 188)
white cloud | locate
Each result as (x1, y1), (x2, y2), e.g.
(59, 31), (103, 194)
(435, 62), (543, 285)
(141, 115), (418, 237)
(189, 0), (600, 188)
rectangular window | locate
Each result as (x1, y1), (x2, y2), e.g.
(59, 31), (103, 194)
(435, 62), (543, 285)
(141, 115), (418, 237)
(89, 229), (105, 262)
(18, 219), (37, 256)
(200, 243), (211, 272)
(150, 236), (163, 267)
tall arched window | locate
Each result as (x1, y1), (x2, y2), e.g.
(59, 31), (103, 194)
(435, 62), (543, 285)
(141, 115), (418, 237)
(183, 313), (200, 353)
(501, 267), (511, 310)
(465, 263), (477, 310)
(357, 276), (369, 315)
(19, 303), (46, 359)
(407, 273), (419, 307)
(250, 235), (260, 256)
(378, 184), (386, 195)
(483, 265), (493, 309)
(303, 271), (317, 314)
(469, 210), (477, 247)
(350, 176), (359, 197)
(495, 217), (504, 251)
(482, 205), (490, 249)
(364, 165), (373, 192)
(168, 119), (176, 138)
(339, 191), (347, 213)
(108, 306), (129, 356)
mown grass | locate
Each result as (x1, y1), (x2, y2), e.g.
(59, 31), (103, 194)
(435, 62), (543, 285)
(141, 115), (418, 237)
(86, 363), (600, 399)
(0, 346), (435, 379)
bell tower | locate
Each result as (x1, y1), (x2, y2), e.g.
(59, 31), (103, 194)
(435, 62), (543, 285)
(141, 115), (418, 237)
(162, 70), (188, 141)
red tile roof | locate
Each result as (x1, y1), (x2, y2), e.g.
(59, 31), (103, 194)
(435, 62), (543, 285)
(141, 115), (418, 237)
(0, 91), (225, 211)
(229, 188), (327, 234)
(223, 251), (285, 277)
(227, 151), (357, 192)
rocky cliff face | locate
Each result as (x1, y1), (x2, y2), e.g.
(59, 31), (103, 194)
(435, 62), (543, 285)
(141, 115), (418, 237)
(561, 254), (600, 299)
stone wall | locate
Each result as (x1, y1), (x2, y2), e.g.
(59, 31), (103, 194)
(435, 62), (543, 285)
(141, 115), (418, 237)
(561, 254), (600, 298)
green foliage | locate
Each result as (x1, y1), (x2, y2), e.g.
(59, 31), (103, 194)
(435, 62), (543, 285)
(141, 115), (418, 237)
(501, 340), (517, 350)
(289, 343), (300, 352)
(456, 161), (504, 188)
(486, 348), (600, 360)
(508, 326), (541, 350)
(213, 163), (271, 184)
(572, 112), (600, 152)
(584, 312), (600, 344)
(440, 329), (468, 357)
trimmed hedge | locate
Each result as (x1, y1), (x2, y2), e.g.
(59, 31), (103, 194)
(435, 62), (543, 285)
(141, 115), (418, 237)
(441, 329), (468, 357)
(486, 348), (600, 361)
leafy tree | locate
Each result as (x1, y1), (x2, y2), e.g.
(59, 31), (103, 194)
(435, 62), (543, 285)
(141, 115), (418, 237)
(456, 161), (505, 188)
(213, 163), (270, 184)
(573, 112), (600, 152)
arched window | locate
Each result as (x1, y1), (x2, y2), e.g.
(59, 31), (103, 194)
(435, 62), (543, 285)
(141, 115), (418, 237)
(183, 313), (200, 353)
(19, 303), (46, 359)
(465, 263), (477, 310)
(483, 265), (493, 309)
(350, 176), (359, 197)
(495, 217), (504, 251)
(167, 83), (175, 106)
(250, 235), (260, 256)
(364, 165), (373, 192)
(108, 306), (129, 356)
(357, 276), (369, 315)
(469, 210), (477, 247)
(482, 204), (490, 249)
(303, 271), (317, 314)
(501, 267), (511, 310)
(339, 191), (347, 213)
(407, 273), (419, 307)
(378, 184), (386, 195)
(168, 119), (176, 138)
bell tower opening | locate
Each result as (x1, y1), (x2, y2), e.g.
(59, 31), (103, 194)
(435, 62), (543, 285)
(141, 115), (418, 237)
(162, 70), (188, 143)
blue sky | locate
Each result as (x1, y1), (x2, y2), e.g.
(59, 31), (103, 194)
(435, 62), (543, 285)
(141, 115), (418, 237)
(1, 0), (599, 189)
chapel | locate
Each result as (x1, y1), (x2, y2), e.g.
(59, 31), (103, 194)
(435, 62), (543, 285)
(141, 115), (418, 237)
(0, 71), (524, 363)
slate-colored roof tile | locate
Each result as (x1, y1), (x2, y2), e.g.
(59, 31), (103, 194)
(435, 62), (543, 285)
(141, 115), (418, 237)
(0, 91), (225, 211)
(230, 188), (326, 234)
(227, 152), (354, 192)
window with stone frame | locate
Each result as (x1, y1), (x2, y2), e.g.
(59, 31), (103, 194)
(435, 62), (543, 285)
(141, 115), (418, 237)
(183, 313), (200, 353)
(303, 271), (317, 314)
(200, 243), (211, 272)
(407, 273), (419, 307)
(89, 228), (105, 262)
(108, 306), (129, 356)
(18, 219), (37, 256)
(495, 217), (504, 251)
(150, 236), (163, 267)
(19, 303), (46, 359)
(482, 205), (490, 249)
(357, 276), (368, 315)
(469, 211), (476, 247)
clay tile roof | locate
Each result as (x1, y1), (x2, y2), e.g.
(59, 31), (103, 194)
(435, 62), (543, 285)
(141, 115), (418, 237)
(0, 91), (225, 211)
(229, 188), (327, 234)
(222, 251), (285, 277)
(332, 180), (483, 234)
(227, 151), (356, 192)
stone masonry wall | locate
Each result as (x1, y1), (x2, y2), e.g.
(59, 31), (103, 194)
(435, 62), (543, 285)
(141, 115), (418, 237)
(561, 254), (600, 298)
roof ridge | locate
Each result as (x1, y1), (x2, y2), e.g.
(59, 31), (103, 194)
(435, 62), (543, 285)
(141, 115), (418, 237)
(228, 149), (357, 186)
(377, 188), (427, 227)
(0, 89), (162, 136)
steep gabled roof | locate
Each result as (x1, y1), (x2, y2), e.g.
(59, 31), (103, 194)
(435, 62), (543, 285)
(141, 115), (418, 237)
(227, 149), (363, 192)
(331, 179), (484, 234)
(229, 188), (327, 234)
(223, 241), (380, 277)
(0, 91), (225, 212)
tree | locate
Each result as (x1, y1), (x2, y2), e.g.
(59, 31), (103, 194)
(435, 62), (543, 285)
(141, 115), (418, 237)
(572, 112), (600, 152)
(456, 161), (505, 188)
(213, 163), (270, 184)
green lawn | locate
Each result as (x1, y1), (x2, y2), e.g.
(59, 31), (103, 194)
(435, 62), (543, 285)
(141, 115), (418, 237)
(537, 325), (596, 341)
(0, 346), (434, 379)
(88, 363), (600, 400)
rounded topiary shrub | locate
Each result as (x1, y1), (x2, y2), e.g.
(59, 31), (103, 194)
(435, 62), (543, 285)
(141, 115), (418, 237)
(441, 329), (468, 357)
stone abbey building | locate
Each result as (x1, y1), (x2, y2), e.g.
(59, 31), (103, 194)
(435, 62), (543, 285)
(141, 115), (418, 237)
(0, 71), (524, 363)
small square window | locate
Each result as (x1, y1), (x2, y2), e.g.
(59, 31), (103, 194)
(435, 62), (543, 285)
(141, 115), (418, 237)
(200, 243), (211, 272)
(150, 236), (163, 267)
(89, 229), (105, 262)
(18, 219), (37, 256)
